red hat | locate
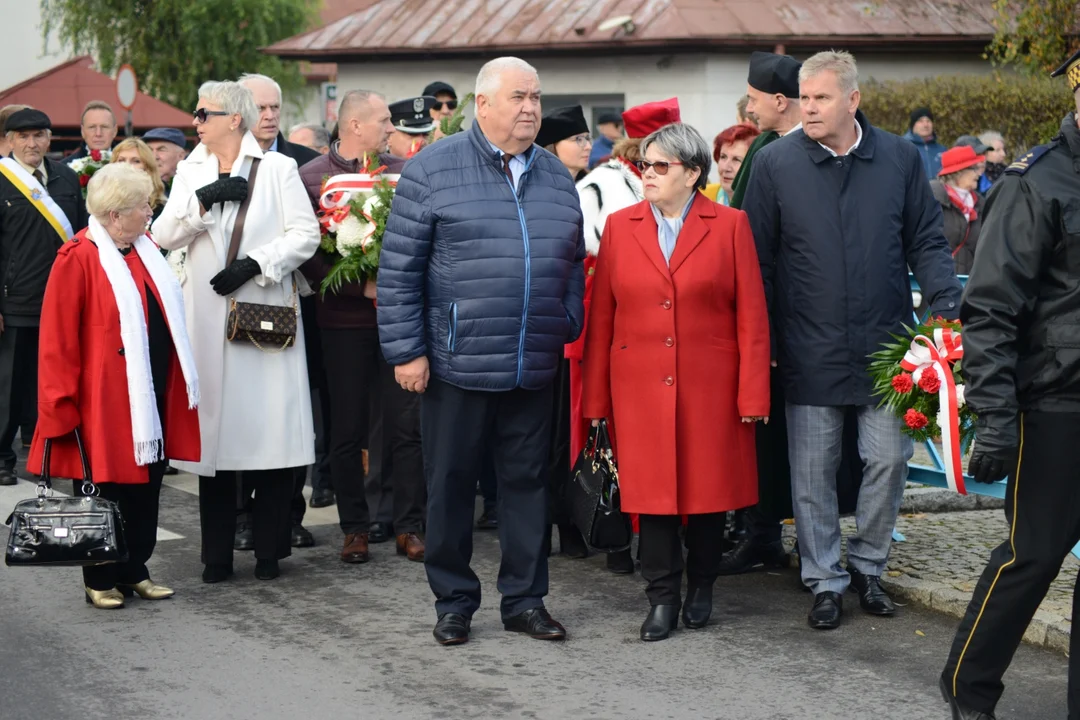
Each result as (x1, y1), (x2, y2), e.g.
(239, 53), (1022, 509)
(938, 145), (984, 176)
(622, 98), (681, 139)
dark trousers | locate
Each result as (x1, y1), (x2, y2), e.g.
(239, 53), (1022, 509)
(322, 327), (380, 535)
(288, 383), (333, 523)
(943, 411), (1080, 718)
(201, 469), (294, 563)
(365, 364), (395, 526)
(0, 326), (38, 470)
(83, 462), (166, 590)
(548, 358), (573, 527)
(639, 513), (725, 606)
(422, 378), (553, 618)
(378, 356), (426, 533)
(478, 453), (498, 514)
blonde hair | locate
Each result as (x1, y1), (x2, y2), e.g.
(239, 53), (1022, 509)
(799, 50), (859, 95)
(111, 138), (166, 209)
(611, 137), (643, 163)
(86, 163), (153, 221)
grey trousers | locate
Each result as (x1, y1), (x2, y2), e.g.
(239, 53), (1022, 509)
(787, 403), (913, 595)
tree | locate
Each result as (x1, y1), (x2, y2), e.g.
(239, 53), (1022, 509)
(40, 0), (318, 111)
(987, 0), (1080, 75)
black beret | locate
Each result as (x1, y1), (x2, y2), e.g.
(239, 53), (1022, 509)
(5, 108), (51, 133)
(1052, 47), (1080, 92)
(536, 105), (589, 148)
(422, 81), (456, 99)
(389, 96), (436, 134)
(747, 51), (801, 99)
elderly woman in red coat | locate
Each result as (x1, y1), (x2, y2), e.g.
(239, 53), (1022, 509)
(583, 123), (770, 641)
(29, 163), (200, 609)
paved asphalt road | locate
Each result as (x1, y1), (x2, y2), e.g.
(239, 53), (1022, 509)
(0, 480), (1070, 720)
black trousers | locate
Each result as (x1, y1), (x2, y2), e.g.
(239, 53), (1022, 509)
(365, 362), (395, 526)
(639, 513), (725, 606)
(83, 462), (166, 590)
(378, 356), (426, 533)
(478, 453), (498, 514)
(943, 411), (1080, 718)
(201, 469), (294, 563)
(0, 326), (38, 470)
(322, 327), (380, 535)
(548, 357), (573, 527)
(422, 378), (553, 618)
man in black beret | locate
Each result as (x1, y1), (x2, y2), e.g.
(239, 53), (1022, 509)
(0, 108), (86, 484)
(387, 96), (436, 159)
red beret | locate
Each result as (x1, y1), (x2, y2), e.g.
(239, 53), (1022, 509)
(622, 98), (680, 139)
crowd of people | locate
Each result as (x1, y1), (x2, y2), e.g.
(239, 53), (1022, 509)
(5, 41), (1080, 719)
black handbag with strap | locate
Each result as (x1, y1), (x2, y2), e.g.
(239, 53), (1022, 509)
(223, 158), (299, 353)
(567, 421), (632, 553)
(4, 428), (129, 567)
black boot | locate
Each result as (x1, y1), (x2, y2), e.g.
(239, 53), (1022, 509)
(558, 523), (588, 559)
(606, 548), (635, 574)
(640, 604), (680, 641)
(716, 536), (786, 575)
(682, 585), (713, 629)
(939, 677), (996, 719)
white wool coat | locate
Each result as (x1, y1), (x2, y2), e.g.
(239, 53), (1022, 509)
(576, 158), (644, 256)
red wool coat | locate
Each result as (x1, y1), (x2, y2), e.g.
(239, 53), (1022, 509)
(581, 194), (770, 515)
(28, 229), (200, 484)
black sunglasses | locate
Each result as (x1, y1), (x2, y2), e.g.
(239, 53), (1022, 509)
(193, 108), (230, 123)
(636, 160), (684, 175)
(433, 100), (458, 112)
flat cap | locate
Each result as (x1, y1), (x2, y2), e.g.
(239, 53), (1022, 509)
(422, 81), (456, 99)
(622, 98), (680, 139)
(5, 108), (51, 133)
(953, 134), (991, 155)
(596, 112), (622, 126)
(390, 96), (436, 134)
(1051, 47), (1080, 92)
(747, 51), (802, 99)
(142, 127), (187, 148)
(536, 105), (589, 148)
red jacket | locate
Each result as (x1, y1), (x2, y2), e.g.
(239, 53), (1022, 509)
(28, 229), (200, 483)
(581, 194), (770, 515)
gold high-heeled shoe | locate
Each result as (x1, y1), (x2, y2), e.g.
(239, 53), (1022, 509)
(118, 579), (175, 600)
(84, 587), (125, 609)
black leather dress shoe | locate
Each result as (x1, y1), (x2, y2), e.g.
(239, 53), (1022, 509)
(476, 509), (498, 530)
(682, 585), (713, 629)
(606, 548), (635, 574)
(641, 605), (680, 641)
(233, 522), (254, 551)
(0, 468), (16, 486)
(940, 677), (996, 719)
(291, 524), (315, 548)
(503, 608), (566, 640)
(847, 567), (897, 616)
(202, 564), (233, 584)
(716, 537), (788, 575)
(808, 591), (843, 630)
(368, 522), (392, 544)
(433, 613), (471, 646)
(309, 487), (335, 509)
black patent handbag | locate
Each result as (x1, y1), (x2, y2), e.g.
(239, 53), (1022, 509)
(567, 421), (633, 553)
(4, 429), (128, 567)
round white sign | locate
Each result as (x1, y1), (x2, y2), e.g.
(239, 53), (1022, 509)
(116, 65), (138, 110)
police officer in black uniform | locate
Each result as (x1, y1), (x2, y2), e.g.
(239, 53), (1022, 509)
(940, 48), (1080, 720)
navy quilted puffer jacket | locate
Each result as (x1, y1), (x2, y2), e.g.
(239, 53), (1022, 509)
(377, 121), (586, 391)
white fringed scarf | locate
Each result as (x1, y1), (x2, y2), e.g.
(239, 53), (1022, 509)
(89, 215), (200, 465)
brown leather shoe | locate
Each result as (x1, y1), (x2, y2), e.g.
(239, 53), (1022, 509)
(341, 533), (370, 563)
(396, 532), (425, 562)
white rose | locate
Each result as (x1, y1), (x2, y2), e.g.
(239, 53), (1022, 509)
(335, 213), (372, 253)
(955, 384), (965, 409)
(70, 158), (88, 173)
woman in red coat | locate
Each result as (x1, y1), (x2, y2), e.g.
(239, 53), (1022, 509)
(29, 163), (200, 609)
(582, 123), (770, 641)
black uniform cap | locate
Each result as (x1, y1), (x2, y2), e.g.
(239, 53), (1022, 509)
(747, 51), (802, 99)
(536, 106), (589, 148)
(1051, 47), (1080, 92)
(389, 96), (436, 135)
(5, 108), (51, 133)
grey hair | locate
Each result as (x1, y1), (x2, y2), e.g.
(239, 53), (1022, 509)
(289, 122), (330, 148)
(799, 50), (859, 95)
(640, 122), (712, 190)
(978, 130), (1005, 148)
(475, 57), (539, 99)
(197, 80), (259, 133)
(238, 73), (283, 105)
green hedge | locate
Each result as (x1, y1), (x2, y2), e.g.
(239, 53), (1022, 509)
(859, 74), (1075, 159)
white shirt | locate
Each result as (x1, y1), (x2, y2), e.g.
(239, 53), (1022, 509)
(818, 120), (863, 157)
(487, 139), (528, 191)
(781, 122), (802, 137)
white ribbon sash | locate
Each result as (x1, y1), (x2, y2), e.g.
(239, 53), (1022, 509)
(0, 157), (74, 241)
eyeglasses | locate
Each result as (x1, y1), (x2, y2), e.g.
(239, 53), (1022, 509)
(636, 160), (684, 175)
(433, 100), (458, 112)
(193, 108), (230, 123)
(569, 134), (593, 148)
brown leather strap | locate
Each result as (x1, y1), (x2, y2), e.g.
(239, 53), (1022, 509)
(225, 157), (261, 267)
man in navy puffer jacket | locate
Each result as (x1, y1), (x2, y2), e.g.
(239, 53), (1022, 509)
(377, 57), (585, 646)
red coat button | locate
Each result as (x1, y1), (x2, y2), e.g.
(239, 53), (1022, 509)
(664, 376), (674, 386)
(664, 337), (674, 347)
(662, 300), (672, 309)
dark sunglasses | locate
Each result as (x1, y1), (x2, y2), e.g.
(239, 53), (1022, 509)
(193, 108), (230, 123)
(636, 160), (684, 175)
(433, 100), (458, 112)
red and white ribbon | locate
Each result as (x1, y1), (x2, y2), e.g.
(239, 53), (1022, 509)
(318, 173), (400, 213)
(900, 328), (966, 494)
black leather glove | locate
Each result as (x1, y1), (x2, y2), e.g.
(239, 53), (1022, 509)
(210, 257), (261, 296)
(967, 411), (1020, 484)
(967, 445), (1019, 484)
(195, 176), (248, 210)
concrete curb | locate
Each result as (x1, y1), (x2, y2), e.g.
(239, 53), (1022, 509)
(880, 572), (1071, 655)
(900, 486), (1004, 514)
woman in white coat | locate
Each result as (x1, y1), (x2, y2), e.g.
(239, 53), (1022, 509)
(152, 80), (320, 583)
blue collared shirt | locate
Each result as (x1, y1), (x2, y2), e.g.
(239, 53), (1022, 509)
(487, 139), (528, 191)
(269, 136), (279, 153)
(650, 193), (695, 265)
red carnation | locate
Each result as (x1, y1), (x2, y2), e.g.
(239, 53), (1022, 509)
(904, 408), (929, 430)
(90, 149), (102, 161)
(79, 174), (90, 187)
(891, 373), (914, 394)
(919, 373), (941, 394)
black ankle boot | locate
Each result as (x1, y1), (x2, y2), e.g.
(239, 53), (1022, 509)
(640, 604), (680, 641)
(254, 559), (280, 580)
(202, 563), (233, 584)
(606, 548), (635, 574)
(682, 585), (713, 629)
